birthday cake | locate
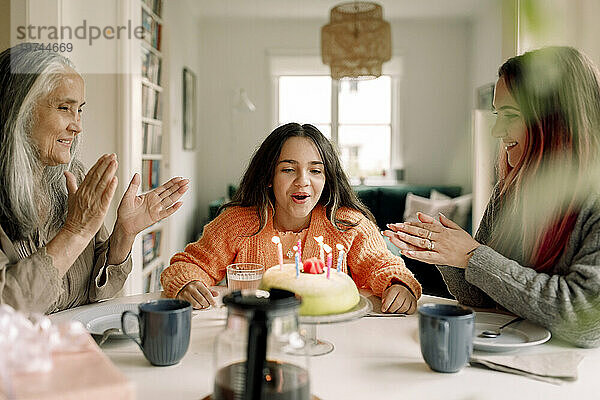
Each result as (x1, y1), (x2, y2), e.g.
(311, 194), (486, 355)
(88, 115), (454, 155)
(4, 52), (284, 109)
(260, 258), (360, 316)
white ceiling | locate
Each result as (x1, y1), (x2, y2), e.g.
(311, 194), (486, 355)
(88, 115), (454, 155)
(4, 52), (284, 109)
(191, 0), (493, 20)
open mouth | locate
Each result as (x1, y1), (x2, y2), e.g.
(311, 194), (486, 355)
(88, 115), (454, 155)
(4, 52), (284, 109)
(291, 193), (310, 203)
(57, 139), (73, 145)
(504, 141), (517, 150)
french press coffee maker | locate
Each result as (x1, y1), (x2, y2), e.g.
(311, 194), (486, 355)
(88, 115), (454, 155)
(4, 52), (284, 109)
(214, 289), (310, 400)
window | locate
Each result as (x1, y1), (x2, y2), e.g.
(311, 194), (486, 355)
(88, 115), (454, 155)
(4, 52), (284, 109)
(278, 75), (393, 179)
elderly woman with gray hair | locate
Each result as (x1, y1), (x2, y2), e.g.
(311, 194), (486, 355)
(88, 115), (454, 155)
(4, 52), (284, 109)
(0, 44), (188, 314)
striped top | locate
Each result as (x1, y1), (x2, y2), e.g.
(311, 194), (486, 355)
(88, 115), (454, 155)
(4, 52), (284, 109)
(161, 204), (422, 299)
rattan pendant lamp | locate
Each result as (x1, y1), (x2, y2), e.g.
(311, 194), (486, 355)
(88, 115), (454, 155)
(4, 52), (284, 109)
(321, 1), (391, 80)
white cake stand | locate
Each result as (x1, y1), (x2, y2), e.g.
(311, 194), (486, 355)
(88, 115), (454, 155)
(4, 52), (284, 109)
(295, 294), (372, 356)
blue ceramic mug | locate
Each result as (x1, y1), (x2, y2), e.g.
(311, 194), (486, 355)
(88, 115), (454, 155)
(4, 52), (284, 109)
(418, 303), (474, 373)
(121, 299), (192, 366)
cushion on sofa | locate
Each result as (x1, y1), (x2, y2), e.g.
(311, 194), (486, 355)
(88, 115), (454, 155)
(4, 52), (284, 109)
(356, 185), (462, 231)
(430, 190), (473, 231)
(403, 192), (457, 224)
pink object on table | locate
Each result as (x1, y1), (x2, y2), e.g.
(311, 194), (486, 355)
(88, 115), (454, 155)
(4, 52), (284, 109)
(1, 335), (135, 400)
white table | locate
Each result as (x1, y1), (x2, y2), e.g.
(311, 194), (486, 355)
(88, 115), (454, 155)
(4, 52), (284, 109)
(51, 292), (599, 400)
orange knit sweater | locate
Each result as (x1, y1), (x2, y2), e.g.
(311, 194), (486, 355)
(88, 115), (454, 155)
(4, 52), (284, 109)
(161, 205), (422, 299)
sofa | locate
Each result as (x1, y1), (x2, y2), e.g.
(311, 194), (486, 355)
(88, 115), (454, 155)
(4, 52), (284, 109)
(208, 184), (471, 299)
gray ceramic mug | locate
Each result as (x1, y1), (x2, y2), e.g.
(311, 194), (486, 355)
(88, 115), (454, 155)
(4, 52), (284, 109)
(121, 299), (192, 366)
(418, 303), (474, 373)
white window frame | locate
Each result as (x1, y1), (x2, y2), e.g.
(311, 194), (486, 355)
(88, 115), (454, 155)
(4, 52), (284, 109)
(268, 50), (404, 179)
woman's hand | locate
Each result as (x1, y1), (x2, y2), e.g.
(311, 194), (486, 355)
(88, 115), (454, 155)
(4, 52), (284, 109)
(106, 174), (188, 265)
(47, 154), (118, 276)
(381, 284), (417, 314)
(383, 212), (480, 268)
(114, 175), (189, 236)
(177, 281), (219, 309)
(63, 154), (118, 240)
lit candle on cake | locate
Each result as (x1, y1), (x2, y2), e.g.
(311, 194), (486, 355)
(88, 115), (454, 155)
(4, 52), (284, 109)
(323, 244), (332, 279)
(293, 245), (300, 278)
(336, 244), (345, 273)
(272, 236), (283, 270)
(314, 236), (324, 264)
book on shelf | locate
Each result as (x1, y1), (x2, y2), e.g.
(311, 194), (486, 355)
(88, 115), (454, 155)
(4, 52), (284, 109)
(142, 229), (162, 264)
(141, 46), (162, 85)
(154, 0), (163, 17)
(142, 160), (161, 192)
(142, 0), (163, 18)
(142, 123), (162, 154)
(141, 85), (162, 120)
(144, 263), (166, 293)
(141, 8), (162, 51)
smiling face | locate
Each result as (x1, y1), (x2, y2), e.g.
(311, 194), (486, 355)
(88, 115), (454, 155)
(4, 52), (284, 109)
(272, 136), (326, 232)
(31, 71), (85, 166)
(491, 77), (527, 168)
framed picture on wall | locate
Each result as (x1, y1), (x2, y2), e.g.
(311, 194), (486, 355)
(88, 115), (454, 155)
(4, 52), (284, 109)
(182, 67), (196, 150)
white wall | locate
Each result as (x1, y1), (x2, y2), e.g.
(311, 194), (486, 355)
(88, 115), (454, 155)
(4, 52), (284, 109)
(468, 0), (504, 227)
(519, 0), (600, 65)
(78, 74), (120, 229)
(60, 1), (121, 230)
(197, 17), (474, 223)
(395, 19), (471, 188)
(162, 0), (202, 250)
(469, 1), (503, 105)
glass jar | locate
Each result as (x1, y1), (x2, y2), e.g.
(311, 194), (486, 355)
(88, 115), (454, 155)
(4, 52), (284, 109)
(213, 289), (310, 400)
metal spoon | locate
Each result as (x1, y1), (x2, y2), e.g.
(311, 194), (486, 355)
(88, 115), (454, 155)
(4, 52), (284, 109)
(479, 317), (524, 338)
(97, 327), (121, 346)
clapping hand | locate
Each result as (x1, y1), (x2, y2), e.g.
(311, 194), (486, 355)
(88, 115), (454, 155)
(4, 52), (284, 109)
(63, 154), (118, 240)
(383, 212), (480, 268)
(115, 174), (189, 236)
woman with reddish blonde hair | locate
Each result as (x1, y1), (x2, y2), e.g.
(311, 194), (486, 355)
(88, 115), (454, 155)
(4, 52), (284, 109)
(385, 46), (600, 347)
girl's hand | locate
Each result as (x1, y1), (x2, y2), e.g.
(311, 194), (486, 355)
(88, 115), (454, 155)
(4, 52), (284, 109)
(177, 281), (219, 309)
(63, 154), (118, 240)
(383, 212), (480, 268)
(381, 284), (417, 314)
(114, 175), (189, 236)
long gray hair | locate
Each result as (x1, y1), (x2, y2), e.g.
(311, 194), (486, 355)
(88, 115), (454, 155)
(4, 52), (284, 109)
(0, 44), (85, 242)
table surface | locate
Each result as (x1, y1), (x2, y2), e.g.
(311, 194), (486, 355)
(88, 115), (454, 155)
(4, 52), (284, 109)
(51, 291), (599, 400)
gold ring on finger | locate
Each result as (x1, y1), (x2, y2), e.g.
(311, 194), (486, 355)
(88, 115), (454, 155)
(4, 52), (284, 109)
(428, 240), (434, 251)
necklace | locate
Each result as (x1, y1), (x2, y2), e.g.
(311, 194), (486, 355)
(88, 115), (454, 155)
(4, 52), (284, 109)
(274, 229), (307, 260)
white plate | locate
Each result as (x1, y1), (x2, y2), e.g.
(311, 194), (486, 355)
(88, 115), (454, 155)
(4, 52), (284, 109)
(72, 303), (140, 339)
(473, 312), (551, 352)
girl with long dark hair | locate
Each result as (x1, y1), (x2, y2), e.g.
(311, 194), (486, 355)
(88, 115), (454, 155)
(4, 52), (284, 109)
(162, 123), (422, 313)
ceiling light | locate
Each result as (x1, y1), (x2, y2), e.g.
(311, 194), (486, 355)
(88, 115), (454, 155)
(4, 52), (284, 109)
(321, 2), (391, 80)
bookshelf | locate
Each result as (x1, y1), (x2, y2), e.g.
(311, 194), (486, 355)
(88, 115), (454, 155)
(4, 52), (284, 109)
(139, 0), (166, 293)
(119, 0), (167, 294)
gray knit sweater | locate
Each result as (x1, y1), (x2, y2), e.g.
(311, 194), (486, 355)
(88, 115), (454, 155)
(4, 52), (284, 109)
(438, 188), (600, 348)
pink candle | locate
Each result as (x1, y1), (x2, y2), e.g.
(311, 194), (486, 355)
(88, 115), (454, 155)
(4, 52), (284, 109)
(324, 244), (332, 279)
(297, 239), (302, 264)
(272, 236), (283, 270)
